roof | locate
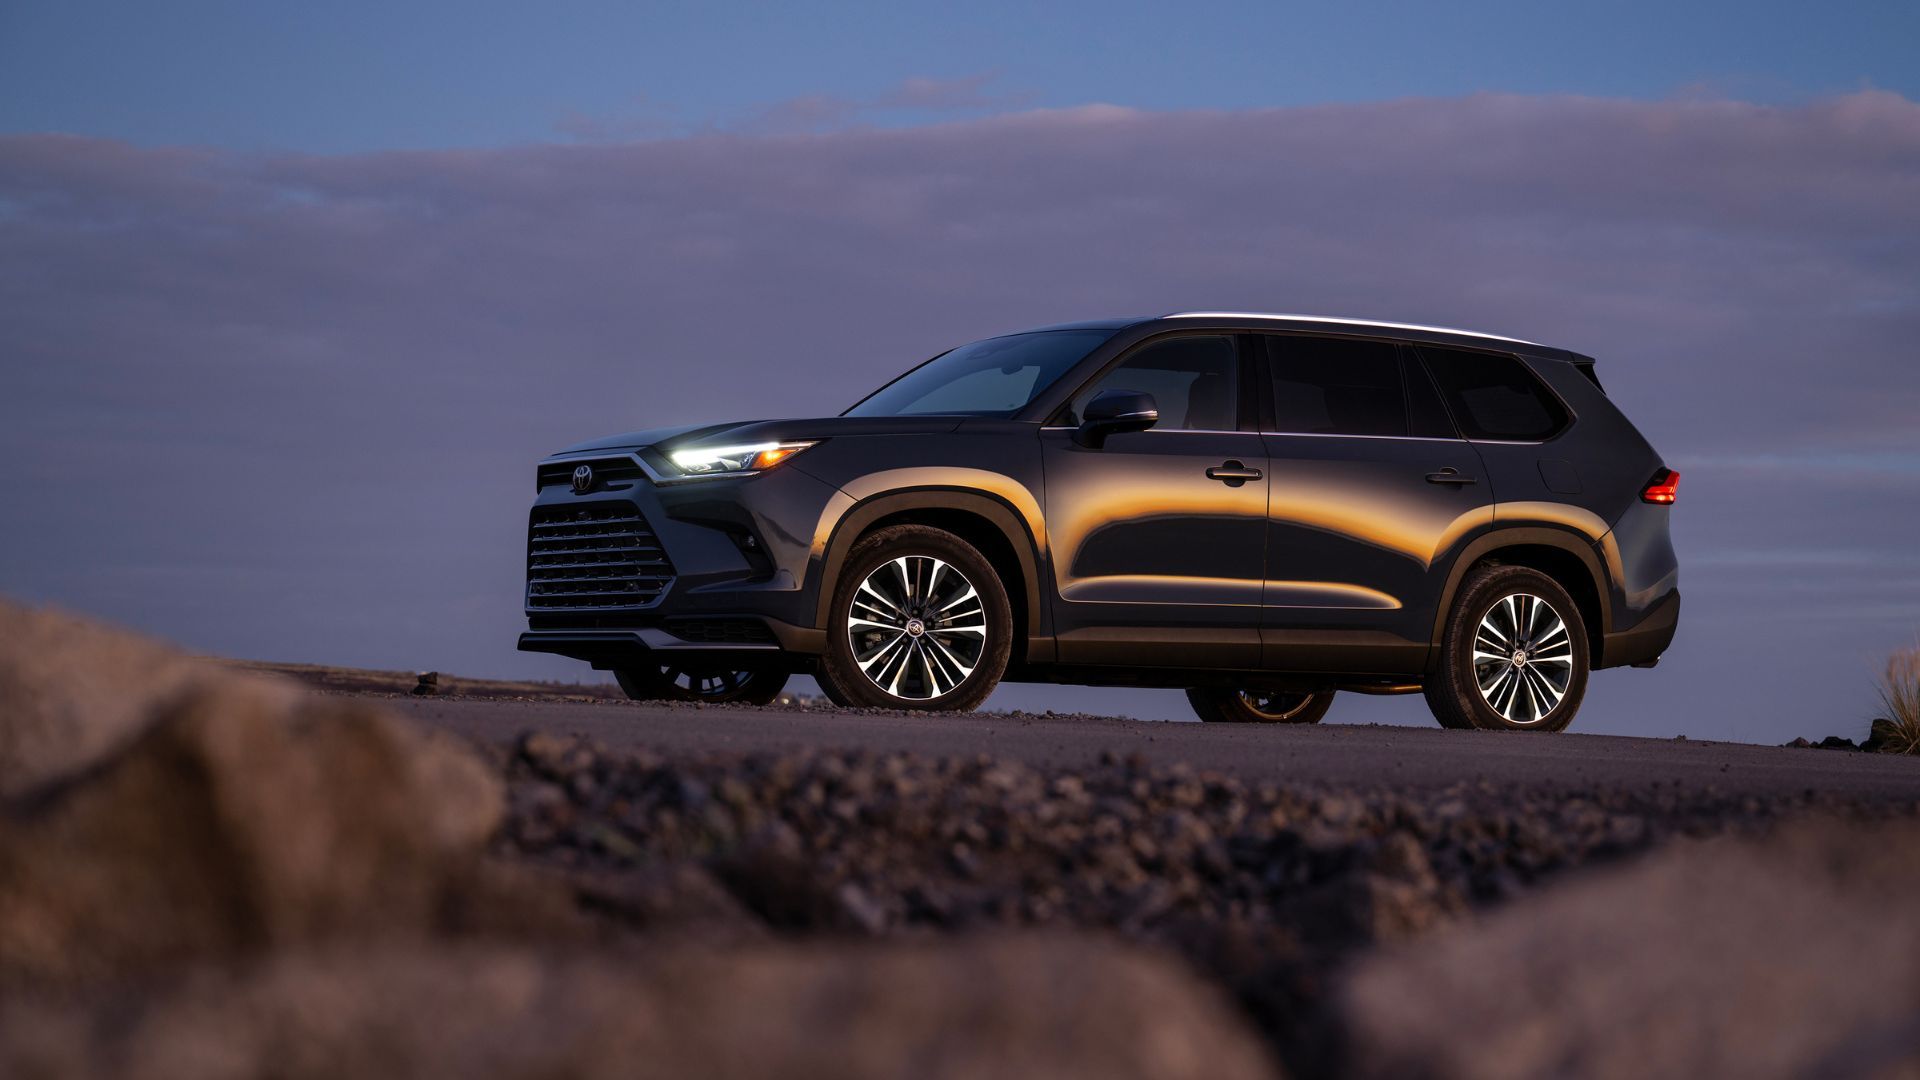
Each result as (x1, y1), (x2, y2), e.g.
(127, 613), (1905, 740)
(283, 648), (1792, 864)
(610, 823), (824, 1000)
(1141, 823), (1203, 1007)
(1003, 317), (1154, 333)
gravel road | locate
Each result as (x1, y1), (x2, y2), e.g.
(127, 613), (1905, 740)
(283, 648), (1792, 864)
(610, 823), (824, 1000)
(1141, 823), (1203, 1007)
(389, 697), (1920, 803)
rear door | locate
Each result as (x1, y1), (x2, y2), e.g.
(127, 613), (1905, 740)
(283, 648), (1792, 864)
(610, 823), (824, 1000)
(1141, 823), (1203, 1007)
(1041, 333), (1268, 668)
(1257, 333), (1493, 673)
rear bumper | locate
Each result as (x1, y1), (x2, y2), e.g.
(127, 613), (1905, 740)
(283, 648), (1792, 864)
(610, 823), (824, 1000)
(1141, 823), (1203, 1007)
(1600, 588), (1679, 668)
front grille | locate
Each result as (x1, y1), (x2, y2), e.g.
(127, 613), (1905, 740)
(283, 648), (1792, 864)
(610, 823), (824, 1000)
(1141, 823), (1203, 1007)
(666, 618), (777, 645)
(537, 456), (646, 491)
(526, 504), (674, 610)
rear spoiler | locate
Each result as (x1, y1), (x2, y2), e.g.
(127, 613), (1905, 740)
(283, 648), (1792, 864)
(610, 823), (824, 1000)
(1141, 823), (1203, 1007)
(1567, 352), (1603, 392)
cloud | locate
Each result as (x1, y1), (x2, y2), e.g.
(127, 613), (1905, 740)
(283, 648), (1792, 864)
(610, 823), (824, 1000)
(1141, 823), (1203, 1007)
(2, 91), (1917, 738)
(563, 72), (1033, 139)
(872, 72), (1029, 112)
(553, 95), (679, 142)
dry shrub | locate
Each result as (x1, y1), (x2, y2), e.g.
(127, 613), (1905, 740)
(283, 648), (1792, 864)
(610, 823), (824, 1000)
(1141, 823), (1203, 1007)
(1875, 646), (1920, 755)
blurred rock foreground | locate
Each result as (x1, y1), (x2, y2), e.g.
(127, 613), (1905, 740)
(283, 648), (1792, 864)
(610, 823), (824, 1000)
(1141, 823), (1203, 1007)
(0, 600), (1274, 1080)
(2, 600), (1917, 1079)
(1342, 822), (1920, 1080)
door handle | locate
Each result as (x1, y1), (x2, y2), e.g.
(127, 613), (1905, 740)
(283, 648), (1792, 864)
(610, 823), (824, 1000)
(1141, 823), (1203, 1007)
(1425, 468), (1478, 486)
(1206, 461), (1263, 486)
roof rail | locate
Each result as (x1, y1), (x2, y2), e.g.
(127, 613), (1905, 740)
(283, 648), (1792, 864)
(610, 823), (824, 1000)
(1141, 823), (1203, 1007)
(1160, 312), (1542, 348)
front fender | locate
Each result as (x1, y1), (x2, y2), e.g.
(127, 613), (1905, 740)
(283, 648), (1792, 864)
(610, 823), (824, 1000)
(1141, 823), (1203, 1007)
(802, 468), (1051, 656)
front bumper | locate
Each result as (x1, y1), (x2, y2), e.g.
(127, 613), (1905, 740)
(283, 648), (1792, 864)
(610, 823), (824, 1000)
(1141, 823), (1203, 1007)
(518, 619), (824, 670)
(518, 450), (843, 668)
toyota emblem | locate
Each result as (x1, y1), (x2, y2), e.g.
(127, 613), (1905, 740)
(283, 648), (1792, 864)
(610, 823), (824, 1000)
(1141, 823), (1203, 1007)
(570, 464), (594, 494)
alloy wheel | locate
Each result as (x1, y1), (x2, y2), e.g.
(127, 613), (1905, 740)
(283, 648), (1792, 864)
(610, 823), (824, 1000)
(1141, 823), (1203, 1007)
(1472, 593), (1575, 725)
(846, 555), (989, 700)
(663, 666), (753, 700)
(1237, 691), (1317, 721)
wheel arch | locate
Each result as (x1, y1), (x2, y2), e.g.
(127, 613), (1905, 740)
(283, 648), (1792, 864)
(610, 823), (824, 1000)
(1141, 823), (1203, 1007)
(1432, 528), (1611, 668)
(813, 489), (1050, 661)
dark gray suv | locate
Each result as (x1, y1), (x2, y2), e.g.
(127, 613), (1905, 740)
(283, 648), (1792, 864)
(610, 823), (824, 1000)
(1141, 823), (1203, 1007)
(520, 313), (1679, 731)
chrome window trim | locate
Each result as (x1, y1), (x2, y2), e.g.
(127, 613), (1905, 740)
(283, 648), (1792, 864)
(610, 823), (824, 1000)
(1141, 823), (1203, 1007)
(1044, 418), (1459, 440)
(1262, 431), (1470, 443)
(1039, 426), (1255, 436)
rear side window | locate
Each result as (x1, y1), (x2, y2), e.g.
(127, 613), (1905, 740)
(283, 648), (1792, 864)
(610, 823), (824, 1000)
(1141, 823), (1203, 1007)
(1266, 335), (1407, 437)
(1070, 335), (1238, 431)
(1417, 346), (1570, 441)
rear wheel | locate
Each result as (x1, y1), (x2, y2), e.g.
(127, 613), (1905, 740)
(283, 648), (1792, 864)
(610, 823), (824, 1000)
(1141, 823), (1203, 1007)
(1425, 564), (1589, 732)
(615, 664), (789, 705)
(1186, 688), (1335, 724)
(815, 524), (1012, 711)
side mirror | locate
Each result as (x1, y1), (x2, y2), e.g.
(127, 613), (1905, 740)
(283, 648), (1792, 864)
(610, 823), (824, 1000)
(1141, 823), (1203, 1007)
(1073, 389), (1159, 449)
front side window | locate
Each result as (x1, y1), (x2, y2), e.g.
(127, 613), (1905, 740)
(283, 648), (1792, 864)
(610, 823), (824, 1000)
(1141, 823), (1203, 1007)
(1267, 335), (1408, 436)
(1417, 346), (1569, 441)
(845, 330), (1114, 417)
(1067, 335), (1239, 431)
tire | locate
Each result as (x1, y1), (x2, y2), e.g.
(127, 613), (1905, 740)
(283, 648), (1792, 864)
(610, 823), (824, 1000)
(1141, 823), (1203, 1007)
(1425, 564), (1590, 732)
(1186, 688), (1335, 724)
(815, 524), (1013, 711)
(615, 664), (789, 706)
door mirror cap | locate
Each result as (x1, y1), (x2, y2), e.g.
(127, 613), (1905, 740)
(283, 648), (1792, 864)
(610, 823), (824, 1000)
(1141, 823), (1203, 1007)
(1074, 389), (1159, 448)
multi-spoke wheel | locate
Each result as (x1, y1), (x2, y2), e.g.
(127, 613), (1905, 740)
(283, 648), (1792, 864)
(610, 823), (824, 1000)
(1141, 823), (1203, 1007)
(1425, 564), (1590, 732)
(1186, 687), (1336, 724)
(816, 524), (1012, 711)
(615, 664), (788, 705)
(1471, 593), (1575, 725)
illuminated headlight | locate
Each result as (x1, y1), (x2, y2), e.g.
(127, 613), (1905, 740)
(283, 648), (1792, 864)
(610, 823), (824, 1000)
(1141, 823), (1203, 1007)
(667, 441), (817, 478)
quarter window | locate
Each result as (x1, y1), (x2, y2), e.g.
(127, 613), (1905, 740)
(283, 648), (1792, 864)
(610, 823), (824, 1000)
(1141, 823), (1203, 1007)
(1266, 335), (1408, 437)
(1417, 346), (1569, 441)
(1069, 335), (1239, 431)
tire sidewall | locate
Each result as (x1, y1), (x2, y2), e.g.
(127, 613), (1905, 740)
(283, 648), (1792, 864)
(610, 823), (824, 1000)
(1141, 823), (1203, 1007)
(822, 525), (1013, 711)
(1448, 567), (1589, 732)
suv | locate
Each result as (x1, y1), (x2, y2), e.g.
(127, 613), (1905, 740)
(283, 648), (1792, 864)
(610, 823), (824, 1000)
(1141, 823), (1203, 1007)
(520, 313), (1678, 731)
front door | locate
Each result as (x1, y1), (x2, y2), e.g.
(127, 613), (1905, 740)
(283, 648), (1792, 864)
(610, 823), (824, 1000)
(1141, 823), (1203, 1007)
(1255, 333), (1495, 673)
(1041, 333), (1268, 667)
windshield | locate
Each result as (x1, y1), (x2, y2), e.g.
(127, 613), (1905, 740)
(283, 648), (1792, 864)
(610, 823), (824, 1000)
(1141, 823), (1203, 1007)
(844, 330), (1115, 417)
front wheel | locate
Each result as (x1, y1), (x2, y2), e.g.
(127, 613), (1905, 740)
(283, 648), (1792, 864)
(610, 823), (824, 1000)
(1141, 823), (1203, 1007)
(1424, 564), (1590, 732)
(1186, 688), (1335, 724)
(615, 664), (789, 705)
(814, 524), (1012, 711)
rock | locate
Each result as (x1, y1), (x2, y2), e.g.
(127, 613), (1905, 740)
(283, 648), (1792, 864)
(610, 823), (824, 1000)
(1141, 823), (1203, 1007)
(567, 863), (765, 941)
(834, 881), (889, 934)
(1862, 718), (1910, 754)
(1784, 737), (1813, 749)
(1338, 822), (1920, 1080)
(0, 658), (505, 990)
(0, 936), (1282, 1080)
(517, 730), (595, 780)
(411, 671), (440, 696)
(0, 599), (301, 797)
(1817, 736), (1859, 751)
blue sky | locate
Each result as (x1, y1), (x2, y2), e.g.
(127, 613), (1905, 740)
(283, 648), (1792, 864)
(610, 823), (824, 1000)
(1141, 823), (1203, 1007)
(4, 1), (1918, 150)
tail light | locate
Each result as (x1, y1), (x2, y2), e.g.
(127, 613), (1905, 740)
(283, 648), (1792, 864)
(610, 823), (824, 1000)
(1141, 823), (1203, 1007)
(1641, 468), (1680, 505)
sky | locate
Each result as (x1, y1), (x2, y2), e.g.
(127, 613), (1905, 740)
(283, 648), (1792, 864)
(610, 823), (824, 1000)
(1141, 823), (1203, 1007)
(2, 2), (1918, 743)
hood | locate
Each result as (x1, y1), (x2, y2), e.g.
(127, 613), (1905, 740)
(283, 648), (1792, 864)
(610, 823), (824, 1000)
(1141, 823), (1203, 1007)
(551, 415), (966, 457)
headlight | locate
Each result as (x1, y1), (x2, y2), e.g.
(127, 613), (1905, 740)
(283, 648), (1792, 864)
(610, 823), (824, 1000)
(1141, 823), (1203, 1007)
(667, 441), (817, 478)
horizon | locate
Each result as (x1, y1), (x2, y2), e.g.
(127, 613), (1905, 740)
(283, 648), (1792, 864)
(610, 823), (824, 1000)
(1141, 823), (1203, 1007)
(3, 4), (1918, 743)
